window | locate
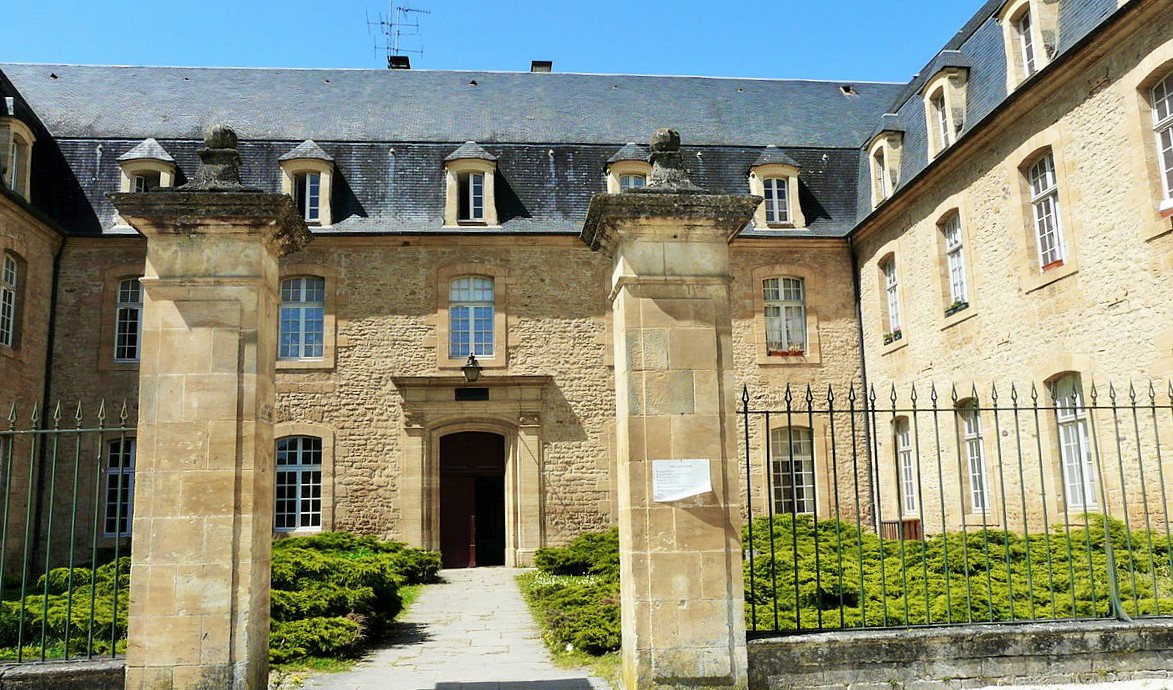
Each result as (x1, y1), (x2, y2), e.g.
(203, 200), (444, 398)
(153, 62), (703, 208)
(275, 436), (323, 531)
(104, 438), (135, 537)
(763, 277), (805, 356)
(1028, 152), (1065, 270)
(1017, 11), (1037, 78)
(294, 172), (321, 224)
(619, 174), (646, 191)
(882, 257), (901, 341)
(7, 134), (28, 195)
(0, 253), (18, 348)
(449, 276), (494, 358)
(458, 172), (486, 223)
(132, 171), (160, 193)
(872, 148), (889, 201)
(771, 427), (815, 515)
(114, 278), (142, 362)
(116, 139), (176, 202)
(868, 131), (903, 208)
(1052, 375), (1096, 509)
(762, 178), (789, 225)
(895, 419), (917, 516)
(959, 404), (989, 512)
(279, 277), (325, 360)
(931, 90), (951, 151)
(922, 64), (969, 158)
(942, 213), (968, 308)
(1153, 70), (1173, 204)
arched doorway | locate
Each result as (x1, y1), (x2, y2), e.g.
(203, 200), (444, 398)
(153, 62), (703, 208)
(439, 431), (506, 568)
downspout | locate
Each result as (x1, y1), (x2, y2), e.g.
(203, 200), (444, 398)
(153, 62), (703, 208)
(30, 234), (66, 570)
(848, 232), (879, 533)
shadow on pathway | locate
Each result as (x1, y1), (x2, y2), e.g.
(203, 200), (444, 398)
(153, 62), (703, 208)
(301, 568), (609, 690)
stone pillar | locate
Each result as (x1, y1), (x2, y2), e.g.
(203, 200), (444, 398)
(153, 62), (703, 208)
(582, 130), (759, 690)
(111, 125), (311, 690)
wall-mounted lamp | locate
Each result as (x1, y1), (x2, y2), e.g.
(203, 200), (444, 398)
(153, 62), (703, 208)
(461, 354), (483, 383)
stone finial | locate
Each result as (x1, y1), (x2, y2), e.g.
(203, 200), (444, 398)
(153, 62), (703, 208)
(640, 128), (705, 194)
(178, 123), (258, 193)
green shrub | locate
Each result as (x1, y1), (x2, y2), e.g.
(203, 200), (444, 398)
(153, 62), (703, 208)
(519, 572), (620, 655)
(534, 528), (619, 579)
(269, 616), (364, 664)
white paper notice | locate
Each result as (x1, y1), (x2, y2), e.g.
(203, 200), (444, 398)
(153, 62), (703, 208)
(652, 459), (713, 503)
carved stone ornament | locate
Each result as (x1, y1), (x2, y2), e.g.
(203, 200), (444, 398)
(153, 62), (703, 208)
(632, 128), (706, 195)
(178, 124), (260, 193)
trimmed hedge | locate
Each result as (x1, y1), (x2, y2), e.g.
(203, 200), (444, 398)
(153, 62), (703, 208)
(525, 528), (621, 655)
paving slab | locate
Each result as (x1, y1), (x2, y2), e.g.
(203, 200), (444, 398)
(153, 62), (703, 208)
(301, 568), (609, 690)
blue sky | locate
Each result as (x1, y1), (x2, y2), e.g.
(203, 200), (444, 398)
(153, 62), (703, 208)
(2, 1), (987, 83)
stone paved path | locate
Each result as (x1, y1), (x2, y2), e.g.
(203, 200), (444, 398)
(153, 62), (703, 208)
(302, 568), (610, 690)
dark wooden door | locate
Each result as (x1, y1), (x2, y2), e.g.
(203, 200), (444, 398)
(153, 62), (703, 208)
(439, 432), (505, 568)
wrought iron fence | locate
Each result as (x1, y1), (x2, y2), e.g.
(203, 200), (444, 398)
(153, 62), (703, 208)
(739, 380), (1173, 637)
(0, 401), (134, 662)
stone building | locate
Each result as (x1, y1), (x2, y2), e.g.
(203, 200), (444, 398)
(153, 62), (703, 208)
(0, 0), (1169, 567)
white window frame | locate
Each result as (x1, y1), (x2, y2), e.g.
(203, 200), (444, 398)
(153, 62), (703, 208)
(619, 174), (646, 191)
(449, 276), (495, 359)
(763, 277), (806, 356)
(295, 172), (322, 224)
(1028, 153), (1065, 270)
(1152, 71), (1173, 204)
(960, 404), (989, 513)
(7, 136), (24, 194)
(1017, 10), (1037, 78)
(931, 89), (951, 151)
(883, 258), (901, 335)
(896, 419), (917, 516)
(104, 438), (135, 537)
(872, 148), (889, 202)
(275, 436), (323, 531)
(770, 427), (816, 515)
(942, 214), (968, 306)
(0, 254), (17, 348)
(1052, 376), (1097, 509)
(279, 277), (325, 360)
(459, 172), (486, 223)
(132, 171), (162, 193)
(762, 178), (790, 225)
(114, 278), (143, 363)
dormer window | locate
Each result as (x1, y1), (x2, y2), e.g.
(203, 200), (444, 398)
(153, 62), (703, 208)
(748, 146), (804, 229)
(868, 130), (903, 208)
(1, 117), (36, 202)
(998, 0), (1058, 90)
(444, 141), (498, 227)
(279, 140), (335, 227)
(921, 62), (969, 158)
(606, 142), (652, 194)
(117, 138), (176, 197)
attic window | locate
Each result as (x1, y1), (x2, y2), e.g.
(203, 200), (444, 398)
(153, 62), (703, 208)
(2, 118), (36, 202)
(458, 172), (485, 222)
(279, 140), (335, 227)
(444, 142), (499, 227)
(840, 85), (858, 96)
(748, 146), (805, 229)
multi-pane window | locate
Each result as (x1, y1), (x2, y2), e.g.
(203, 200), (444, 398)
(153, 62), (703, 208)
(1153, 71), (1173, 201)
(7, 135), (28, 194)
(942, 214), (968, 306)
(1052, 375), (1096, 509)
(872, 148), (889, 202)
(883, 258), (901, 335)
(770, 427), (816, 515)
(458, 172), (485, 222)
(1017, 11), (1036, 77)
(619, 174), (646, 191)
(114, 278), (143, 362)
(931, 90), (951, 151)
(763, 277), (806, 355)
(132, 171), (161, 193)
(1028, 153), (1065, 269)
(104, 438), (135, 537)
(275, 436), (323, 531)
(279, 277), (325, 360)
(762, 178), (790, 224)
(295, 172), (322, 224)
(960, 404), (989, 512)
(0, 254), (17, 348)
(449, 276), (494, 358)
(895, 419), (917, 516)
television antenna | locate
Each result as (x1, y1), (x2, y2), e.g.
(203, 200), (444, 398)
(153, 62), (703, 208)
(366, 3), (430, 68)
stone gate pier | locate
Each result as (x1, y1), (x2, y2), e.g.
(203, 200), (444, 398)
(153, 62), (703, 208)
(582, 129), (759, 690)
(111, 125), (311, 690)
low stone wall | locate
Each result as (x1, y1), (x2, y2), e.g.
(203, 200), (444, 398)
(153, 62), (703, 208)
(748, 619), (1173, 689)
(0, 659), (124, 689)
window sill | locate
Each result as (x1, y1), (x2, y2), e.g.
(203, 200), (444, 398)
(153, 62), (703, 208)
(277, 357), (334, 371)
(1024, 258), (1079, 293)
(439, 356), (507, 371)
(963, 513), (1000, 527)
(274, 527), (323, 538)
(98, 358), (139, 372)
(880, 336), (908, 356)
(758, 351), (821, 366)
(0, 344), (24, 362)
(442, 223), (503, 230)
(942, 305), (978, 331)
(1144, 199), (1173, 241)
(1159, 198), (1173, 218)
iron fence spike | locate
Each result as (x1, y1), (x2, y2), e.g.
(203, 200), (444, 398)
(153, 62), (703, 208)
(51, 401), (63, 428)
(742, 384), (749, 404)
(950, 383), (959, 403)
(96, 400), (107, 426)
(119, 400), (129, 424)
(826, 383), (835, 404)
(1128, 381), (1137, 404)
(6, 402), (15, 427)
(74, 400), (84, 426)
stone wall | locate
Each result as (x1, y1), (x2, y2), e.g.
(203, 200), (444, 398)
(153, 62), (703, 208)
(748, 619), (1173, 690)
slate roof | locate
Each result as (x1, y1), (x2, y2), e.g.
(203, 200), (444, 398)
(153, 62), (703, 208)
(606, 143), (649, 164)
(117, 138), (174, 162)
(0, 64), (904, 149)
(750, 145), (800, 169)
(444, 141), (496, 162)
(278, 140), (332, 162)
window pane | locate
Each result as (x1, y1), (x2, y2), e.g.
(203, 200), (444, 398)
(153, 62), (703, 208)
(274, 436), (324, 531)
(770, 428), (816, 514)
(278, 277), (325, 360)
(104, 438), (136, 536)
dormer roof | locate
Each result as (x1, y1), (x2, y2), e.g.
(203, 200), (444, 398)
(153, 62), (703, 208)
(278, 139), (333, 162)
(445, 141), (496, 162)
(606, 142), (650, 165)
(117, 138), (174, 163)
(750, 145), (800, 169)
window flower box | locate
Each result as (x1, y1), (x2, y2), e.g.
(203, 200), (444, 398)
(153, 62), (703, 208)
(944, 300), (969, 317)
(883, 330), (903, 346)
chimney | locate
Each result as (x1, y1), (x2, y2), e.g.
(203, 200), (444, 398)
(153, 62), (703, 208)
(389, 55), (411, 70)
(530, 60), (553, 73)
